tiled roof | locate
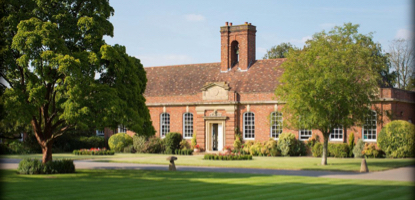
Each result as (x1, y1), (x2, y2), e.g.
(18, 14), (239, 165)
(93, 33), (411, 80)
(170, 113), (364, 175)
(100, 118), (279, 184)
(144, 59), (285, 96)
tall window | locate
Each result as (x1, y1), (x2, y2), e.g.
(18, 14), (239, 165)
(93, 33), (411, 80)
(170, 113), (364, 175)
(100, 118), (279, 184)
(183, 113), (193, 138)
(363, 110), (377, 141)
(270, 112), (283, 139)
(160, 113), (170, 138)
(96, 130), (105, 137)
(243, 112), (255, 139)
(299, 129), (312, 140)
(330, 126), (343, 141)
(118, 125), (127, 133)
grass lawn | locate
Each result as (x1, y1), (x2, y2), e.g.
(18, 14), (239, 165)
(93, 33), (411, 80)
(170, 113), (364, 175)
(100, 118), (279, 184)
(2, 153), (414, 172)
(1, 169), (414, 200)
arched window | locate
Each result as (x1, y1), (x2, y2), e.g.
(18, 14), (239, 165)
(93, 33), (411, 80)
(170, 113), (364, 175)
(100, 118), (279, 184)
(183, 113), (193, 138)
(363, 110), (377, 141)
(160, 113), (170, 138)
(231, 40), (239, 66)
(270, 112), (283, 139)
(243, 112), (255, 139)
(329, 126), (343, 141)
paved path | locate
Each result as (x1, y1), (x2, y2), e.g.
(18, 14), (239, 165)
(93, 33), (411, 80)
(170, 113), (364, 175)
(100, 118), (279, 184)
(1, 158), (413, 182)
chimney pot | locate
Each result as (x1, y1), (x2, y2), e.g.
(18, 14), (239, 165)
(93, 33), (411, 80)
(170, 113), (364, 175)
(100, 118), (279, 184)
(225, 22), (228, 26)
(230, 22), (233, 26)
(245, 22), (248, 25)
(248, 23), (251, 25)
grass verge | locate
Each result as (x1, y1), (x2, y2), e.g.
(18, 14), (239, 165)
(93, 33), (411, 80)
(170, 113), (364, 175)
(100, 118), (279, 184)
(2, 153), (414, 172)
(1, 169), (413, 200)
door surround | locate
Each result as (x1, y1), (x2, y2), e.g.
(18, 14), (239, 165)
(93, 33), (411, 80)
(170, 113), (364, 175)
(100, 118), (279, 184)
(205, 120), (225, 152)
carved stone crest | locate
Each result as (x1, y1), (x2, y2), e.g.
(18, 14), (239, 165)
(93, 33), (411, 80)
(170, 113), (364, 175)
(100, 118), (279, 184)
(201, 82), (230, 100)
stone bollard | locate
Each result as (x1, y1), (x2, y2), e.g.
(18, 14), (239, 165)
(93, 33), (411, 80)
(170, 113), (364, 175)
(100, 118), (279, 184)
(166, 156), (177, 171)
(360, 158), (369, 173)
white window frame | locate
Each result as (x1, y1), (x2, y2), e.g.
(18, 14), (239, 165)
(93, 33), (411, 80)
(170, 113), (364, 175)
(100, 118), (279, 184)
(118, 125), (127, 133)
(362, 110), (377, 142)
(299, 129), (312, 141)
(183, 113), (193, 139)
(329, 126), (343, 141)
(96, 130), (105, 137)
(270, 112), (283, 140)
(243, 112), (255, 140)
(160, 113), (170, 138)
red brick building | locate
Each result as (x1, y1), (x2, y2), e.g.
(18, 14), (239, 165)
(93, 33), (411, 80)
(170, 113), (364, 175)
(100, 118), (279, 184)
(106, 22), (415, 152)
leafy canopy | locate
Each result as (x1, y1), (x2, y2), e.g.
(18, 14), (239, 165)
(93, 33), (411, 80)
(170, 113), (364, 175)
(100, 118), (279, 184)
(263, 42), (298, 59)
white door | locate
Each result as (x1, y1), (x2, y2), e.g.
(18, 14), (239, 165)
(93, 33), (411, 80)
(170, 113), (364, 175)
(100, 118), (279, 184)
(218, 124), (223, 151)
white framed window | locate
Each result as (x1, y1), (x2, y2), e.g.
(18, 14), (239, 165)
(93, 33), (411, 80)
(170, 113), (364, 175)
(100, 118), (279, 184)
(329, 126), (343, 141)
(363, 110), (377, 141)
(299, 129), (312, 141)
(96, 130), (105, 137)
(183, 113), (193, 138)
(118, 125), (127, 133)
(270, 112), (283, 139)
(243, 112), (255, 139)
(160, 113), (170, 138)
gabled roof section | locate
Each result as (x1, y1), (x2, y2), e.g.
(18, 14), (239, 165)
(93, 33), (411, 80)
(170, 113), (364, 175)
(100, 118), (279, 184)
(144, 59), (285, 97)
(201, 82), (230, 91)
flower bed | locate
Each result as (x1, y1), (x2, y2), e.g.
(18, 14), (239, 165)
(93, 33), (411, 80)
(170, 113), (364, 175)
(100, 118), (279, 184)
(73, 148), (115, 155)
(203, 153), (253, 160)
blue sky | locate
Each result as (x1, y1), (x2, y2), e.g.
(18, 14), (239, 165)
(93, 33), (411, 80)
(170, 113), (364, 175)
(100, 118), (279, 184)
(104, 0), (414, 67)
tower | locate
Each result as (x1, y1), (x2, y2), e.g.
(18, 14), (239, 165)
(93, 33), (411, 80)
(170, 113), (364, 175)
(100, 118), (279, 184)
(220, 22), (256, 72)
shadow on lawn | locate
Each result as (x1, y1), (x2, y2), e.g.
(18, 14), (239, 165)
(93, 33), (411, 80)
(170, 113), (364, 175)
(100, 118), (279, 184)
(1, 169), (414, 200)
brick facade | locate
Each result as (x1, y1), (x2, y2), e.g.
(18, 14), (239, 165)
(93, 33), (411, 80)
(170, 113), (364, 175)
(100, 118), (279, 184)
(107, 23), (415, 153)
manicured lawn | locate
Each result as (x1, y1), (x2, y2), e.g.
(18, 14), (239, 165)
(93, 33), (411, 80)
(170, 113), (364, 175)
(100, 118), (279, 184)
(2, 153), (414, 172)
(1, 169), (413, 200)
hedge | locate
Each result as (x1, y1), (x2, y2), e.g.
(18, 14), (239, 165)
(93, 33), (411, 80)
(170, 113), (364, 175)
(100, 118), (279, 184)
(73, 148), (115, 155)
(204, 153), (253, 160)
(18, 158), (75, 174)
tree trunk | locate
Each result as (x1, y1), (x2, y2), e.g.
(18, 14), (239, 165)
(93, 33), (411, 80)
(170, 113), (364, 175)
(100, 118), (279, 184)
(42, 141), (53, 163)
(321, 134), (328, 165)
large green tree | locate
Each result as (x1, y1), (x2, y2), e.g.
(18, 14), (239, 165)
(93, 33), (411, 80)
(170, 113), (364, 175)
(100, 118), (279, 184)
(263, 42), (298, 59)
(1, 0), (154, 163)
(276, 23), (386, 165)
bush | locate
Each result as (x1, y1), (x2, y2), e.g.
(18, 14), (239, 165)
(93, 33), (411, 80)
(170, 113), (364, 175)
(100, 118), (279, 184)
(133, 135), (147, 153)
(0, 141), (31, 154)
(242, 141), (254, 154)
(18, 158), (75, 174)
(348, 133), (355, 157)
(277, 133), (297, 156)
(164, 132), (182, 153)
(191, 134), (197, 149)
(73, 149), (115, 155)
(378, 120), (415, 158)
(179, 139), (190, 150)
(353, 139), (364, 158)
(263, 139), (278, 156)
(250, 142), (263, 156)
(233, 133), (242, 150)
(123, 145), (135, 153)
(108, 133), (133, 152)
(144, 136), (164, 153)
(203, 153), (252, 160)
(362, 143), (384, 158)
(328, 143), (349, 158)
(312, 142), (323, 157)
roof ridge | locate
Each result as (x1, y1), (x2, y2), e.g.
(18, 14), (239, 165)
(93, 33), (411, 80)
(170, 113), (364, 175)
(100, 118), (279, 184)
(145, 62), (220, 68)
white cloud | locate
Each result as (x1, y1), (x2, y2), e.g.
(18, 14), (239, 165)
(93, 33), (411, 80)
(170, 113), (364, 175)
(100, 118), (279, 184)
(395, 28), (413, 40)
(287, 36), (312, 48)
(184, 14), (206, 22)
(319, 23), (336, 30)
(135, 54), (194, 67)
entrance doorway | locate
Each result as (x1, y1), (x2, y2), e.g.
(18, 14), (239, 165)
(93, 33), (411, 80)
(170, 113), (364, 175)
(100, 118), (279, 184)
(211, 123), (223, 151)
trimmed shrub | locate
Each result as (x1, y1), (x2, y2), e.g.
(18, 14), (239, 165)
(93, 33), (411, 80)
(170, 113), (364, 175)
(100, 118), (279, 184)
(348, 133), (355, 157)
(179, 139), (190, 150)
(277, 133), (296, 156)
(378, 120), (415, 158)
(203, 153), (252, 160)
(242, 141), (254, 154)
(262, 138), (278, 156)
(233, 133), (242, 150)
(312, 142), (323, 157)
(144, 136), (164, 153)
(250, 142), (263, 156)
(362, 143), (383, 158)
(73, 149), (115, 155)
(133, 135), (147, 153)
(328, 143), (349, 158)
(123, 145), (135, 153)
(353, 139), (364, 158)
(108, 133), (133, 152)
(164, 132), (182, 153)
(191, 134), (197, 149)
(18, 158), (75, 174)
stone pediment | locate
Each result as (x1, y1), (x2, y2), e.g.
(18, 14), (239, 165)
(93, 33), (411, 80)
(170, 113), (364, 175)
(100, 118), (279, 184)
(202, 82), (230, 100)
